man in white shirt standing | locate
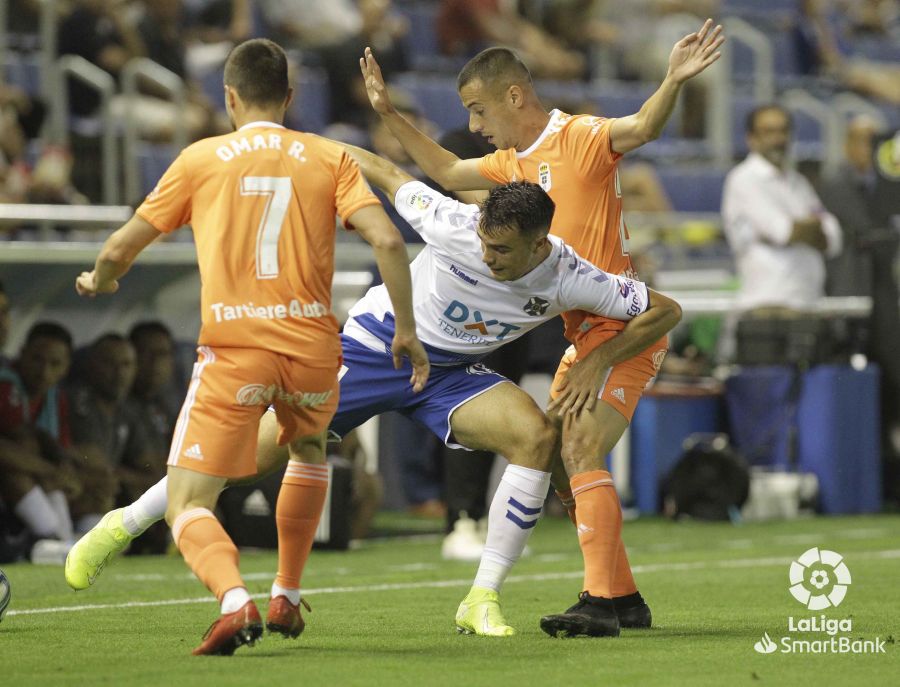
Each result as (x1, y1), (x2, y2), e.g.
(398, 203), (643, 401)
(722, 104), (842, 313)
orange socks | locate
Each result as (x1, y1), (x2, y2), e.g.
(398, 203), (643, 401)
(173, 508), (245, 601)
(559, 482), (639, 598)
(570, 470), (622, 599)
(612, 537), (638, 597)
(274, 462), (329, 590)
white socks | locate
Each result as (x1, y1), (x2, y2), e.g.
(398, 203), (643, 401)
(221, 586), (252, 614)
(271, 582), (301, 605)
(472, 464), (550, 592)
(14, 486), (60, 539)
(47, 490), (74, 541)
(123, 477), (169, 535)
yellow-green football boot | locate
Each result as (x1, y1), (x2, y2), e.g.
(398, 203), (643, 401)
(455, 586), (516, 637)
(65, 509), (135, 590)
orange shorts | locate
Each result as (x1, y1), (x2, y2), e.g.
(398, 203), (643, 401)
(167, 346), (340, 478)
(550, 332), (667, 422)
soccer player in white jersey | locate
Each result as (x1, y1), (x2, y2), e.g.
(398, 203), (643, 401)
(66, 147), (681, 637)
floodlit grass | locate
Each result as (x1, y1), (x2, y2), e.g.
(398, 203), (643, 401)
(2, 515), (897, 686)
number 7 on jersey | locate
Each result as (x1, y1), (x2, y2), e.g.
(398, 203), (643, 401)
(240, 176), (292, 279)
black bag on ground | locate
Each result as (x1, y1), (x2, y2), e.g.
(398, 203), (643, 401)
(219, 457), (353, 551)
(661, 435), (750, 521)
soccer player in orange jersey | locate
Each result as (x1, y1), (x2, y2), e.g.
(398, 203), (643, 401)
(74, 39), (429, 655)
(360, 19), (724, 637)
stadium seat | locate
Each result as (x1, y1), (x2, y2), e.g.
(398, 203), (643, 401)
(392, 73), (468, 132)
(290, 67), (330, 133)
(137, 143), (178, 196)
(3, 52), (42, 96)
(655, 166), (727, 213)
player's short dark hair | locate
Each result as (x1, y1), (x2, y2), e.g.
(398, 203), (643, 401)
(224, 38), (289, 107)
(129, 320), (173, 346)
(457, 47), (533, 96)
(746, 104), (793, 134)
(24, 322), (72, 353)
(479, 182), (555, 239)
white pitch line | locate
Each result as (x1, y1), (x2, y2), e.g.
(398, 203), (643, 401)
(8, 549), (900, 618)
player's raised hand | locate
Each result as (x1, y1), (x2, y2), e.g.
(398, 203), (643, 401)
(667, 18), (725, 84)
(359, 47), (395, 115)
(391, 332), (430, 392)
(75, 270), (118, 297)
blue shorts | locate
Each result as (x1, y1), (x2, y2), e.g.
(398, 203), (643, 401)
(331, 334), (509, 449)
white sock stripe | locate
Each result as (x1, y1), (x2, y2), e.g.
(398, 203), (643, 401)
(287, 463), (328, 475)
(171, 507), (216, 543)
(168, 347), (215, 467)
(571, 478), (615, 496)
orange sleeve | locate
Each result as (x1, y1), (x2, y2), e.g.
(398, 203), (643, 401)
(135, 155), (193, 233)
(334, 151), (381, 227)
(477, 148), (516, 184)
(566, 116), (622, 177)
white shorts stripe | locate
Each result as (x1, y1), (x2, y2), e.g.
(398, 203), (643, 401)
(168, 346), (216, 468)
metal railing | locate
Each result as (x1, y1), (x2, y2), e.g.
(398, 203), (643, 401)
(54, 55), (118, 205)
(121, 58), (188, 204)
(781, 89), (843, 177)
(724, 17), (776, 103)
(39, 0), (59, 113)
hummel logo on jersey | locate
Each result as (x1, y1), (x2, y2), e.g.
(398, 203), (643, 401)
(611, 387), (626, 405)
(450, 264), (478, 286)
(523, 296), (550, 316)
(183, 444), (204, 460)
(577, 523), (595, 536)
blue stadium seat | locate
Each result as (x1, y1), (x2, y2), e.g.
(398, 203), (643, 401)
(289, 67), (330, 133)
(656, 166), (727, 213)
(137, 143), (178, 196)
(392, 73), (467, 132)
(399, 3), (440, 61)
(3, 52), (42, 96)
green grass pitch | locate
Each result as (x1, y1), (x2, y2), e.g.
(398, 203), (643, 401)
(1, 515), (897, 686)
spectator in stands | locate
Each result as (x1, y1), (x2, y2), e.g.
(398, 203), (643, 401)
(0, 282), (9, 365)
(794, 0), (900, 105)
(437, 0), (586, 80)
(723, 104), (842, 315)
(259, 0), (364, 51)
(185, 0), (251, 45)
(128, 321), (180, 457)
(321, 0), (409, 131)
(68, 333), (160, 526)
(126, 321), (180, 553)
(136, 0), (230, 138)
(0, 322), (82, 551)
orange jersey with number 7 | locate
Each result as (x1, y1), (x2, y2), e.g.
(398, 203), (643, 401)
(478, 110), (635, 346)
(136, 122), (380, 366)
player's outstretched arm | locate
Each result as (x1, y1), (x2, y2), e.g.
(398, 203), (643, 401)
(75, 215), (163, 297)
(339, 142), (415, 200)
(610, 18), (724, 155)
(349, 204), (430, 392)
(360, 47), (490, 191)
(549, 290), (682, 416)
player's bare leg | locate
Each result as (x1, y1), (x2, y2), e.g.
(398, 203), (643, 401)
(167, 466), (262, 655)
(540, 401), (649, 637)
(449, 382), (556, 637)
(266, 428), (329, 639)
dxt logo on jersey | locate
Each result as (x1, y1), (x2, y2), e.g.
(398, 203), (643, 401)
(523, 296), (550, 316)
(443, 300), (521, 341)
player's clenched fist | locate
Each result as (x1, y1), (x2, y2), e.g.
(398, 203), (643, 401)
(75, 271), (118, 297)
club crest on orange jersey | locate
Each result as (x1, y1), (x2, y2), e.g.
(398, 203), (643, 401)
(538, 162), (551, 191)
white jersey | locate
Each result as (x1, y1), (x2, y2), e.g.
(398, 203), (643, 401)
(344, 181), (650, 364)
